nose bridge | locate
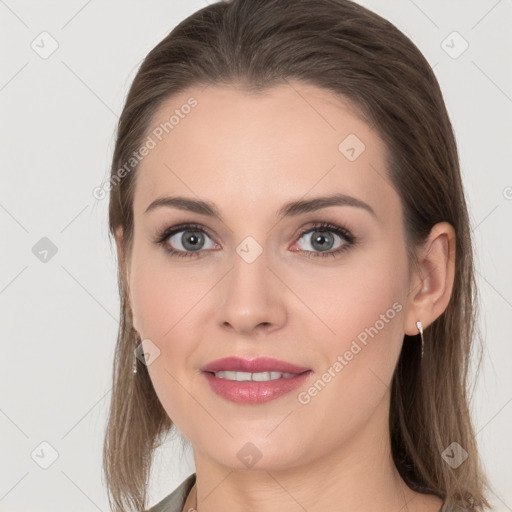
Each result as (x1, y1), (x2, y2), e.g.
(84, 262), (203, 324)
(232, 235), (268, 291)
(216, 234), (285, 333)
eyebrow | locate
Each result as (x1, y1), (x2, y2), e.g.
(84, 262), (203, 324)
(144, 193), (377, 220)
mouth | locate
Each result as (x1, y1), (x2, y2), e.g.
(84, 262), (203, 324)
(200, 357), (313, 404)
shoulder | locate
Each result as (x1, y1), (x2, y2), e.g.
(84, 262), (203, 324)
(146, 473), (196, 512)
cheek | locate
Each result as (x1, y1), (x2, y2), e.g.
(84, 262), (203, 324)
(288, 310), (403, 456)
(129, 245), (207, 338)
(296, 244), (407, 437)
(310, 270), (405, 388)
(128, 247), (215, 423)
(294, 238), (406, 350)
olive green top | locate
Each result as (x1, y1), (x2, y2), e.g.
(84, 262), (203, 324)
(146, 473), (459, 512)
(147, 473), (196, 512)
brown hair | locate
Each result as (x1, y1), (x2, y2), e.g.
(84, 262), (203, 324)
(103, 0), (490, 510)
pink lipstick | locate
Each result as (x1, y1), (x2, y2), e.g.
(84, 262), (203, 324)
(201, 357), (313, 404)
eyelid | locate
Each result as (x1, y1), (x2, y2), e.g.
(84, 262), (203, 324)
(296, 221), (355, 242)
(154, 222), (217, 242)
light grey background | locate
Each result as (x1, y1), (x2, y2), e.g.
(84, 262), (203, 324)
(1, 0), (511, 510)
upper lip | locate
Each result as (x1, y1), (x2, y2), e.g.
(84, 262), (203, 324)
(201, 357), (311, 374)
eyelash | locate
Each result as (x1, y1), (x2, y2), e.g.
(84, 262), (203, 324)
(153, 221), (357, 260)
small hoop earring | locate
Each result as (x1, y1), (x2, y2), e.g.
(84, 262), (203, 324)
(132, 352), (138, 374)
(132, 331), (141, 374)
(416, 321), (424, 359)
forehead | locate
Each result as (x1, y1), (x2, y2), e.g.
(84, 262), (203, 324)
(133, 82), (399, 223)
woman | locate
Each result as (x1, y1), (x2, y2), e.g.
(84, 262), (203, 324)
(102, 0), (491, 511)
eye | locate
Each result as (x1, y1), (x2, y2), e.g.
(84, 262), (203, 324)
(153, 221), (356, 260)
(153, 223), (219, 259)
(291, 222), (356, 259)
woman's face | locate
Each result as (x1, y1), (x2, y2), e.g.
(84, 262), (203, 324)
(123, 82), (413, 471)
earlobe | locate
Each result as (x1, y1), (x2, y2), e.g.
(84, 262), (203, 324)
(404, 222), (456, 335)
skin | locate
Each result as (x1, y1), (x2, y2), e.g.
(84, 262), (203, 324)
(115, 82), (455, 512)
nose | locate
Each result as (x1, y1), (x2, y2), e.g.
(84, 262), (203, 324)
(216, 245), (287, 336)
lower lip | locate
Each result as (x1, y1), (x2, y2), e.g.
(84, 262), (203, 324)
(202, 370), (313, 404)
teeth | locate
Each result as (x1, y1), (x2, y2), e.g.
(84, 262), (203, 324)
(214, 371), (297, 381)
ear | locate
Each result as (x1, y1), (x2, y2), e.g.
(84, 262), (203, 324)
(403, 221), (456, 336)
